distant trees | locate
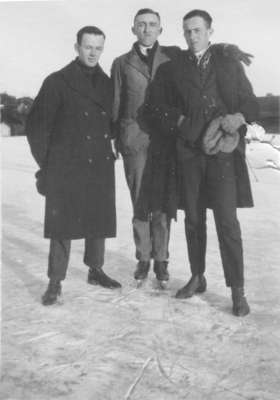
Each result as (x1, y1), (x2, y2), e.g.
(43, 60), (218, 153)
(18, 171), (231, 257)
(1, 91), (279, 135)
(257, 95), (279, 133)
(1, 92), (33, 136)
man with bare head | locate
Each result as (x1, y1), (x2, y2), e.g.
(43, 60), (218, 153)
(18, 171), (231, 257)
(146, 10), (259, 315)
(111, 9), (178, 288)
(27, 26), (121, 305)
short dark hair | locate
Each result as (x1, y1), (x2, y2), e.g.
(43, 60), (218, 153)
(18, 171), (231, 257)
(76, 26), (105, 44)
(134, 8), (161, 23)
(183, 9), (212, 28)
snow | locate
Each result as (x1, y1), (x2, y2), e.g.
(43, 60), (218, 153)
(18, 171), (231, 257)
(2, 136), (280, 400)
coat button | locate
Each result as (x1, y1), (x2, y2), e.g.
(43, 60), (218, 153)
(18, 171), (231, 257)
(88, 158), (93, 163)
(104, 134), (109, 139)
(84, 111), (89, 116)
(86, 135), (91, 140)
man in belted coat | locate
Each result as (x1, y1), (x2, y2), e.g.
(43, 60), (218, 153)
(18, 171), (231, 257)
(26, 26), (121, 306)
(146, 10), (259, 316)
(111, 8), (180, 286)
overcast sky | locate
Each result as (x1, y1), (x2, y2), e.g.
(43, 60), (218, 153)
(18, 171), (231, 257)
(1, 0), (279, 98)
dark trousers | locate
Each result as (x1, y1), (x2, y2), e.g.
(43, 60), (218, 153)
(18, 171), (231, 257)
(179, 152), (244, 287)
(48, 237), (105, 281)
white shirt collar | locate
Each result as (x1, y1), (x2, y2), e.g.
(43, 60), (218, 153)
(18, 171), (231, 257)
(194, 43), (211, 61)
(139, 44), (153, 56)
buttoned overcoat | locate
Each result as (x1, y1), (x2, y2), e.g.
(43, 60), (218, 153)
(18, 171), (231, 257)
(146, 47), (259, 218)
(26, 60), (116, 239)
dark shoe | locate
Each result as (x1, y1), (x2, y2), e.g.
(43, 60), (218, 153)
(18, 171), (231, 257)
(231, 287), (250, 316)
(153, 261), (169, 282)
(41, 280), (62, 306)
(88, 268), (121, 289)
(175, 275), (207, 299)
(134, 261), (150, 281)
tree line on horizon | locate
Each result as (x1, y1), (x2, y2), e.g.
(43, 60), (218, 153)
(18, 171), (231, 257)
(0, 92), (33, 136)
(1, 92), (279, 136)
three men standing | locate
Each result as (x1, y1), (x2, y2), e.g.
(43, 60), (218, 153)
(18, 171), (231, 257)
(27, 10), (257, 317)
(27, 26), (121, 305)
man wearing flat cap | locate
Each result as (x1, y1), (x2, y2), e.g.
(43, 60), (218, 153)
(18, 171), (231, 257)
(146, 10), (259, 315)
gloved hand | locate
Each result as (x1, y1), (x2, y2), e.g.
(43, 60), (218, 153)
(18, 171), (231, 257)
(221, 113), (246, 135)
(35, 169), (46, 196)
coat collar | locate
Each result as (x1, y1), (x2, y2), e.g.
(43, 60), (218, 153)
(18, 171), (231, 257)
(126, 46), (150, 78)
(171, 50), (201, 89)
(125, 44), (172, 79)
(172, 49), (213, 90)
(151, 45), (172, 79)
(60, 59), (111, 111)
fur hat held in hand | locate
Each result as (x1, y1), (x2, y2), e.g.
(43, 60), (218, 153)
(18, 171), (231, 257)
(203, 116), (240, 155)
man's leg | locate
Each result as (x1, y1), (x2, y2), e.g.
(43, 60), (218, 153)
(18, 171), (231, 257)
(176, 154), (207, 298)
(84, 237), (121, 288)
(151, 210), (170, 285)
(123, 151), (152, 280)
(208, 154), (249, 316)
(48, 238), (71, 281)
(42, 238), (71, 305)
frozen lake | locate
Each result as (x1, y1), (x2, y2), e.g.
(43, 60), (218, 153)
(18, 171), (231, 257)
(1, 136), (280, 400)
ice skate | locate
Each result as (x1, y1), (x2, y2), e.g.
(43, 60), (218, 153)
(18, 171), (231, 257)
(134, 261), (150, 287)
(154, 261), (169, 290)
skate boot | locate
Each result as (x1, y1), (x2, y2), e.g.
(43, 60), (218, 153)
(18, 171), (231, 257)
(41, 280), (62, 306)
(231, 287), (250, 316)
(154, 261), (169, 289)
(88, 267), (121, 289)
(134, 261), (150, 287)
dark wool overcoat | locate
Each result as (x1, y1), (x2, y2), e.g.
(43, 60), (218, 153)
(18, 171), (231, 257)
(146, 46), (259, 218)
(26, 60), (116, 239)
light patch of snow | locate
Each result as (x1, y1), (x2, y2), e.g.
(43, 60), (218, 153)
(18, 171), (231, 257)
(0, 122), (11, 137)
(245, 123), (280, 171)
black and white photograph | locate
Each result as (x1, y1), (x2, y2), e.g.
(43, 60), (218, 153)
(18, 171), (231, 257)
(1, 0), (280, 399)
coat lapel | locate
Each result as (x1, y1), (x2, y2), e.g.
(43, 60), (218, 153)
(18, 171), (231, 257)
(172, 50), (202, 95)
(61, 60), (111, 112)
(151, 46), (171, 79)
(125, 47), (150, 79)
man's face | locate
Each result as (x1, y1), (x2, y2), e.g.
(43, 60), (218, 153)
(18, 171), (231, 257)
(132, 13), (162, 47)
(75, 33), (105, 67)
(183, 16), (213, 53)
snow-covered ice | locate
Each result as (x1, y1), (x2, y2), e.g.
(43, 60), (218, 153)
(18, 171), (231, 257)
(2, 136), (280, 400)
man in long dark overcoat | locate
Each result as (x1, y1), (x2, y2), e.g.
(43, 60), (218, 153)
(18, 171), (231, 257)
(146, 10), (259, 316)
(26, 26), (121, 306)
